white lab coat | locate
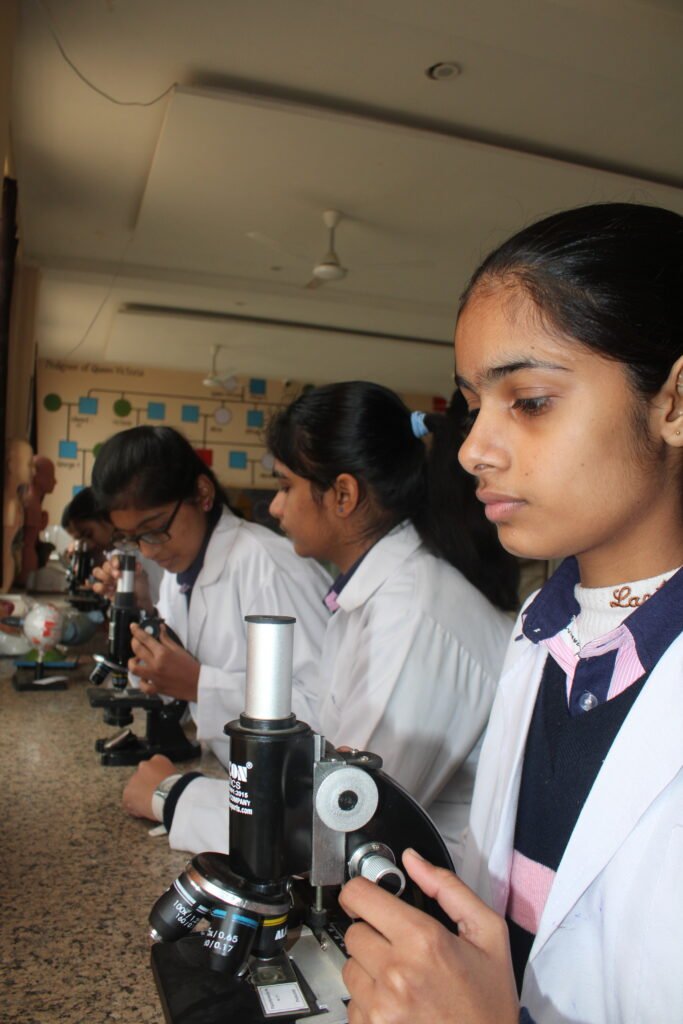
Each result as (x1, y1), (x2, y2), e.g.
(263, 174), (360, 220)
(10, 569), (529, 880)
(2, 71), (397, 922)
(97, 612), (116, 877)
(316, 521), (512, 863)
(460, 604), (683, 1024)
(170, 521), (512, 861)
(139, 553), (163, 605)
(156, 509), (330, 849)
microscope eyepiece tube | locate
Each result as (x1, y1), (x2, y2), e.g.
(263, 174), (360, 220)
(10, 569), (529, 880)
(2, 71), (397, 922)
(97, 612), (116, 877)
(115, 552), (137, 601)
(243, 615), (296, 721)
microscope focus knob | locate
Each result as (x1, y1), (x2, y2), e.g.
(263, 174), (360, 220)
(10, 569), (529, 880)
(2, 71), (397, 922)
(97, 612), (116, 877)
(314, 766), (379, 832)
(348, 842), (406, 896)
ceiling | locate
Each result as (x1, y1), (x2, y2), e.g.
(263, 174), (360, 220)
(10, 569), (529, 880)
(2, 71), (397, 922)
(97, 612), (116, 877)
(11, 0), (683, 395)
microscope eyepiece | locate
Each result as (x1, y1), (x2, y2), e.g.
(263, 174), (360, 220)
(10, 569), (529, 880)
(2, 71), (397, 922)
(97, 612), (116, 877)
(119, 552), (136, 572)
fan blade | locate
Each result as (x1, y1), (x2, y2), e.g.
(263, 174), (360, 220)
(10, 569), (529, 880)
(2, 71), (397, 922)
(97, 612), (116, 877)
(358, 259), (435, 270)
(246, 231), (306, 262)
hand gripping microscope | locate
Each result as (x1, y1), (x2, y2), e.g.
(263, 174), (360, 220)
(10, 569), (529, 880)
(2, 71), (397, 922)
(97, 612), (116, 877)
(149, 615), (456, 1024)
(88, 552), (200, 767)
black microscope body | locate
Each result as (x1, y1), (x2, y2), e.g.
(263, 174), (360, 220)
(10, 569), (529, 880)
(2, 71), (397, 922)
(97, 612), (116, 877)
(149, 615), (456, 1024)
(88, 552), (200, 766)
(65, 540), (103, 611)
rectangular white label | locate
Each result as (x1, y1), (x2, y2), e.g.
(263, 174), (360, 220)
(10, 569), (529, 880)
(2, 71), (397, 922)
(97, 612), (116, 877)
(257, 981), (309, 1016)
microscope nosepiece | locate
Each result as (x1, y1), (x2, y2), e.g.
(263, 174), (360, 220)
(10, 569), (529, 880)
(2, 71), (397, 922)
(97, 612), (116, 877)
(149, 871), (209, 942)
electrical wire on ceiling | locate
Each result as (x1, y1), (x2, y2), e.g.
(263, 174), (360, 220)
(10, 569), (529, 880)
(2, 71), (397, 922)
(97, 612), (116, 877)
(62, 233), (136, 359)
(35, 0), (178, 107)
(33, 0), (175, 355)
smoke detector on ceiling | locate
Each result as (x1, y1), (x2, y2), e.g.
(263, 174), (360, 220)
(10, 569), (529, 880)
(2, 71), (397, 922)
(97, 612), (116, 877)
(425, 61), (462, 80)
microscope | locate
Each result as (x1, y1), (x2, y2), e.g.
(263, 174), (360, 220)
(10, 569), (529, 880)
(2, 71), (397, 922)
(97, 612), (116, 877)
(149, 616), (456, 1024)
(65, 539), (105, 612)
(88, 551), (200, 767)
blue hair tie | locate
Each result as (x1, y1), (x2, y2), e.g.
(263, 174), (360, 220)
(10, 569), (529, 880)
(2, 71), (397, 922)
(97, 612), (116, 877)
(411, 410), (430, 439)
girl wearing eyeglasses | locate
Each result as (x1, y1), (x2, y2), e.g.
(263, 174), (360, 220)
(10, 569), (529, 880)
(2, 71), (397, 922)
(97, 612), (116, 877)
(90, 425), (330, 791)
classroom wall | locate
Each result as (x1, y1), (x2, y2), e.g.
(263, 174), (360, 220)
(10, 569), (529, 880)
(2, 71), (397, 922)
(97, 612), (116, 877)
(0, 3), (17, 178)
(36, 357), (441, 527)
(1, 1), (35, 446)
(6, 264), (39, 441)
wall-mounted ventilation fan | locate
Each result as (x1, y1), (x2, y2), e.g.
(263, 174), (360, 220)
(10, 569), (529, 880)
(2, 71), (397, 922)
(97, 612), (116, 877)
(305, 209), (347, 290)
(202, 345), (238, 391)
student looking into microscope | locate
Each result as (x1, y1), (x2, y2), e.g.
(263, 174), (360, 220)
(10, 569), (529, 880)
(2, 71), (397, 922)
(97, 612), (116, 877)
(62, 486), (115, 559)
(123, 382), (518, 863)
(339, 202), (683, 1024)
(90, 425), (330, 780)
(62, 485), (163, 603)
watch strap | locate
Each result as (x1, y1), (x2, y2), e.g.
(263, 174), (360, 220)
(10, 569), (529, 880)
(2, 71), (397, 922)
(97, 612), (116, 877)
(151, 773), (182, 822)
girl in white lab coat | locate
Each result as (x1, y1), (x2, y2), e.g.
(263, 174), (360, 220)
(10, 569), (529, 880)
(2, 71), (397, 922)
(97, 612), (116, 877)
(339, 203), (683, 1024)
(90, 425), (330, 775)
(132, 382), (518, 856)
(266, 380), (517, 862)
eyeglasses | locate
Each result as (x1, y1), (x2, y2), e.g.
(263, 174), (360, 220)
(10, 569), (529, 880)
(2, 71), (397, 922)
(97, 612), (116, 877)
(110, 497), (184, 548)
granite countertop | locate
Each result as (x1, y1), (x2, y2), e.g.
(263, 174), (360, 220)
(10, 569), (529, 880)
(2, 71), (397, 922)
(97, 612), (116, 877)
(0, 632), (225, 1024)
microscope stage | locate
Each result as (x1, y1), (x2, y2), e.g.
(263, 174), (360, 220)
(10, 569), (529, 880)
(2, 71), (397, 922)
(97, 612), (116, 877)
(151, 925), (350, 1023)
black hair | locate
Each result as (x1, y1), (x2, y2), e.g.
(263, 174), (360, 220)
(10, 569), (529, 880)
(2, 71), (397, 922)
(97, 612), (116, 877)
(61, 486), (105, 528)
(91, 425), (231, 512)
(267, 381), (519, 611)
(425, 390), (520, 611)
(460, 202), (683, 397)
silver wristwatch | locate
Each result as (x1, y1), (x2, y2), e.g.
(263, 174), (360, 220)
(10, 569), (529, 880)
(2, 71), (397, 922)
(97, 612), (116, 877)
(151, 773), (182, 822)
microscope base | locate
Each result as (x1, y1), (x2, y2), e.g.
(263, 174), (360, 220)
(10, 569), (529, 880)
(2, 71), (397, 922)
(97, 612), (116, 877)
(88, 688), (201, 767)
(151, 925), (350, 1024)
(13, 668), (68, 691)
(95, 729), (201, 766)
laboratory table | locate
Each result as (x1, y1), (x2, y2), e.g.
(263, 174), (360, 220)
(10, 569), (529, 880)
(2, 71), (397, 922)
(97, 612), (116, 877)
(0, 648), (223, 1024)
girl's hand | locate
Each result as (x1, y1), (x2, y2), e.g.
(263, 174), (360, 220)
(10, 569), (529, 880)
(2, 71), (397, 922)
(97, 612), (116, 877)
(122, 754), (177, 819)
(129, 623), (200, 702)
(91, 554), (154, 610)
(339, 849), (519, 1024)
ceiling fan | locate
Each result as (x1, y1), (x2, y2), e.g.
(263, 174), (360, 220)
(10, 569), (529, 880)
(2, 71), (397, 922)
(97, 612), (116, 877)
(246, 208), (433, 290)
(247, 209), (348, 290)
(202, 344), (238, 391)
(305, 209), (347, 290)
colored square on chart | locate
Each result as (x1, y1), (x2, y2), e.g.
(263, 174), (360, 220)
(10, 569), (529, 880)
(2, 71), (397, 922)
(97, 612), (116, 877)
(247, 410), (264, 428)
(182, 404), (200, 423)
(59, 440), (78, 459)
(72, 485), (85, 496)
(195, 448), (213, 467)
(147, 402), (166, 420)
(78, 397), (98, 415)
(249, 378), (266, 396)
(229, 451), (248, 470)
